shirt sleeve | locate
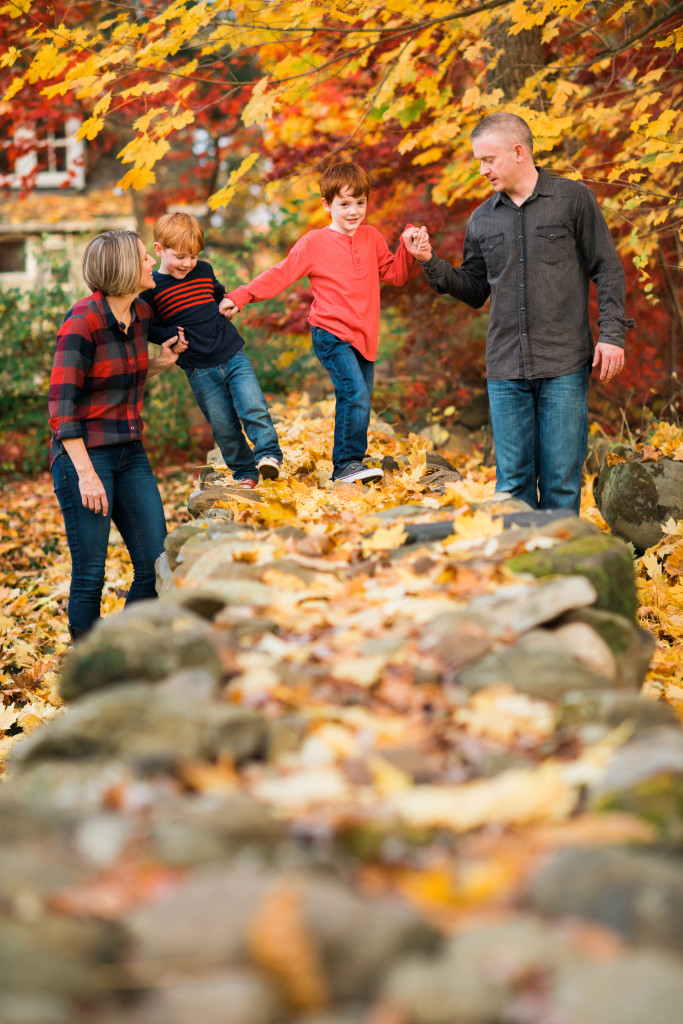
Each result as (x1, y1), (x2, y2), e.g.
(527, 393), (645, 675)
(138, 290), (177, 345)
(576, 186), (635, 349)
(227, 235), (313, 310)
(147, 319), (178, 345)
(210, 265), (226, 304)
(420, 221), (491, 309)
(375, 227), (413, 286)
(48, 315), (95, 439)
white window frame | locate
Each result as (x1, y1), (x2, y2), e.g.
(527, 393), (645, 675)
(0, 235), (38, 286)
(2, 116), (85, 189)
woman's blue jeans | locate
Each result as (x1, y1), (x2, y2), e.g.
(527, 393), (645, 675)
(186, 351), (282, 479)
(52, 441), (167, 633)
(311, 327), (374, 478)
(486, 361), (590, 514)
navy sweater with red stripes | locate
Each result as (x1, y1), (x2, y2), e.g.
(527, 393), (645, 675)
(140, 260), (244, 369)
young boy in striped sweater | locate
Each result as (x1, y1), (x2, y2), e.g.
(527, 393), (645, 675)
(140, 212), (282, 487)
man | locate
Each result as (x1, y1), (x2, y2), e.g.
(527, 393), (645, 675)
(403, 112), (634, 514)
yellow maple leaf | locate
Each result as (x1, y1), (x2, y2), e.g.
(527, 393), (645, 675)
(1, 0), (30, 18)
(119, 81), (169, 100)
(361, 522), (408, 556)
(242, 76), (278, 127)
(115, 167), (157, 190)
(0, 46), (20, 68)
(441, 509), (503, 546)
(388, 763), (576, 832)
(2, 75), (24, 102)
(208, 151), (260, 210)
(367, 753), (412, 795)
(76, 115), (105, 141)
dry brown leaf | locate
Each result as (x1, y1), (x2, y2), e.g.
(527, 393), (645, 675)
(247, 884), (329, 1010)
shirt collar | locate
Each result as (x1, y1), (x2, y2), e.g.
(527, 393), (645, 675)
(94, 291), (139, 329)
(492, 166), (554, 207)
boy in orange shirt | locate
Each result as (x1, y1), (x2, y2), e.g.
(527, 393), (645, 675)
(223, 163), (422, 484)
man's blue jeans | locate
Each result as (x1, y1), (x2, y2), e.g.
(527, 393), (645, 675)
(52, 441), (167, 633)
(311, 327), (374, 478)
(487, 361), (590, 514)
(186, 351), (282, 479)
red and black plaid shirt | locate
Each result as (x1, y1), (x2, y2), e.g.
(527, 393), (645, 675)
(48, 291), (154, 464)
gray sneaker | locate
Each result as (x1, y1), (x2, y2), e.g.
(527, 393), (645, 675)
(334, 461), (384, 484)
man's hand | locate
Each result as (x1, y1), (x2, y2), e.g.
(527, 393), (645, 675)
(593, 342), (625, 383)
(402, 225), (432, 263)
(219, 297), (239, 319)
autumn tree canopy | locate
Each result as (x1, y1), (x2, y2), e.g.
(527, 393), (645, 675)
(1, 0), (682, 404)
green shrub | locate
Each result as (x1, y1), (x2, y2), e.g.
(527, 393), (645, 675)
(0, 277), (72, 477)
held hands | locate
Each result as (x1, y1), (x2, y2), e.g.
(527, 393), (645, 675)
(593, 342), (625, 383)
(147, 329), (189, 376)
(219, 297), (239, 319)
(157, 328), (189, 368)
(402, 225), (432, 263)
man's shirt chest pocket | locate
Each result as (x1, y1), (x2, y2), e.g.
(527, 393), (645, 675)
(480, 232), (506, 277)
(535, 224), (573, 264)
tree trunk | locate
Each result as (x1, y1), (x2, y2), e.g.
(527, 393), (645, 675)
(486, 20), (544, 104)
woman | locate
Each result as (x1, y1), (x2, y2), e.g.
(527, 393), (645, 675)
(48, 230), (188, 641)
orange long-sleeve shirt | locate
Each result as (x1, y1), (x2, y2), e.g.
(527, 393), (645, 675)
(227, 224), (414, 361)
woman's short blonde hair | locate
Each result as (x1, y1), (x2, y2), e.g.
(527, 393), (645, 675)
(82, 230), (143, 296)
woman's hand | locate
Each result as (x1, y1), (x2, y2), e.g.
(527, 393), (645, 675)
(148, 329), (188, 376)
(62, 438), (109, 516)
(78, 468), (109, 516)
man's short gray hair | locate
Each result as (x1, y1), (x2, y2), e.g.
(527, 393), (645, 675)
(470, 113), (534, 154)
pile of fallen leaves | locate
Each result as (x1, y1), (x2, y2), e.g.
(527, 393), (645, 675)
(1, 393), (682, 773)
(0, 464), (192, 767)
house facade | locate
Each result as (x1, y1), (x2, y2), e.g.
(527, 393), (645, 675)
(0, 117), (136, 292)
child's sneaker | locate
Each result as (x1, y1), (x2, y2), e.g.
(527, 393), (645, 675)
(334, 461), (383, 485)
(257, 456), (281, 480)
(234, 478), (258, 489)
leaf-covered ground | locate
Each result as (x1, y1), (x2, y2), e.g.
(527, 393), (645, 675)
(0, 462), (192, 766)
(1, 393), (682, 771)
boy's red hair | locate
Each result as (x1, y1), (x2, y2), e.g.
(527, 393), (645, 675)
(319, 163), (371, 204)
(153, 212), (205, 254)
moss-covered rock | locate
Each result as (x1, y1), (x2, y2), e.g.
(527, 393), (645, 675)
(594, 446), (683, 552)
(58, 601), (222, 701)
(506, 532), (636, 619)
(559, 607), (654, 689)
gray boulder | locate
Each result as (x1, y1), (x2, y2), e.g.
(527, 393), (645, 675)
(127, 864), (440, 999)
(58, 601), (222, 701)
(594, 445), (683, 552)
(125, 969), (282, 1024)
(527, 845), (683, 950)
(548, 951), (683, 1024)
(11, 685), (266, 767)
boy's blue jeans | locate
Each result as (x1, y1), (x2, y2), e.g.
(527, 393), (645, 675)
(487, 361), (590, 514)
(52, 441), (167, 633)
(186, 351), (282, 479)
(311, 326), (374, 478)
